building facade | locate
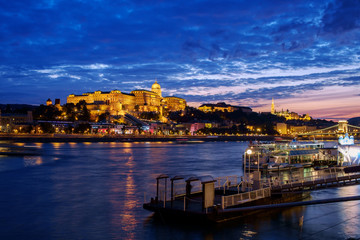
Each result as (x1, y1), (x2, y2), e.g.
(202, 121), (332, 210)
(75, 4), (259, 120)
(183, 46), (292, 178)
(271, 99), (311, 121)
(66, 81), (186, 121)
(163, 96), (187, 112)
(198, 102), (252, 113)
(0, 110), (33, 133)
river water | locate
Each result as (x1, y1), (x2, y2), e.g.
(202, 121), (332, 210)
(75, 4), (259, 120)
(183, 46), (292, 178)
(0, 141), (359, 239)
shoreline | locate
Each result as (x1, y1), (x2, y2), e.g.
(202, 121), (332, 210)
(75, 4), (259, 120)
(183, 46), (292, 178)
(0, 133), (276, 143)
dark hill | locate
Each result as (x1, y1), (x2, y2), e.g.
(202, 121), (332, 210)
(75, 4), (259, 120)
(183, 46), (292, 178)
(0, 104), (37, 114)
(348, 117), (360, 126)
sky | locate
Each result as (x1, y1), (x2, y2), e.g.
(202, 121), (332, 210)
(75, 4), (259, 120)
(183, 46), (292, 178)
(1, 0), (360, 120)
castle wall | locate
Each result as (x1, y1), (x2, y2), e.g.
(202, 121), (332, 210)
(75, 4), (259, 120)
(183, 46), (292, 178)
(66, 82), (187, 120)
(163, 97), (186, 112)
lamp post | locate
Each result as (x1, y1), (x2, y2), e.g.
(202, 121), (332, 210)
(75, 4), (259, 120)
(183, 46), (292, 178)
(243, 152), (246, 180)
(246, 149), (252, 181)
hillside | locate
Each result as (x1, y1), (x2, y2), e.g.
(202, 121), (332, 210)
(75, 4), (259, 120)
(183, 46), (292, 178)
(348, 117), (360, 126)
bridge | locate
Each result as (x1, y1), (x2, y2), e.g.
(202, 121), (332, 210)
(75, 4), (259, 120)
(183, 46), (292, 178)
(298, 120), (360, 137)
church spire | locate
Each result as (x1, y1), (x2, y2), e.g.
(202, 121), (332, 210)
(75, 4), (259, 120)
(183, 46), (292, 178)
(271, 98), (275, 114)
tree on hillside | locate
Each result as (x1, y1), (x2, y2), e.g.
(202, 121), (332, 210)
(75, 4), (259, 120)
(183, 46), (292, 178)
(39, 122), (55, 133)
(74, 123), (91, 133)
(33, 105), (61, 120)
(76, 101), (90, 121)
(98, 112), (110, 123)
(140, 112), (160, 121)
(62, 103), (76, 121)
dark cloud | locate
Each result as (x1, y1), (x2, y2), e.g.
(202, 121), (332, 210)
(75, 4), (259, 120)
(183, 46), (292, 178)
(322, 0), (360, 34)
(0, 0), (359, 120)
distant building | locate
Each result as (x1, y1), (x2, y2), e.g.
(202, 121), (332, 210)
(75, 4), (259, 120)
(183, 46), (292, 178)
(67, 81), (187, 121)
(198, 102), (252, 113)
(276, 122), (288, 135)
(271, 98), (275, 115)
(189, 122), (216, 135)
(46, 98), (52, 106)
(289, 125), (317, 134)
(163, 96), (186, 112)
(271, 99), (311, 121)
(131, 89), (162, 112)
(0, 110), (33, 133)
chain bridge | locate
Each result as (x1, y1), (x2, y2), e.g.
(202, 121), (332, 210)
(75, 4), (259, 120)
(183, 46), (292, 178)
(299, 120), (360, 137)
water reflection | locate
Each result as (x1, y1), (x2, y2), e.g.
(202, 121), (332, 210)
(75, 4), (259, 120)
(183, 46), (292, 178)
(51, 142), (64, 149)
(1, 141), (360, 239)
(338, 186), (360, 236)
(110, 146), (139, 240)
(68, 142), (77, 147)
(23, 156), (43, 167)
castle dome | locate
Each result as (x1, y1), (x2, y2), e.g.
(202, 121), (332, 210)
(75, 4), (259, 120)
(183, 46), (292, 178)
(152, 80), (160, 89)
(151, 80), (162, 97)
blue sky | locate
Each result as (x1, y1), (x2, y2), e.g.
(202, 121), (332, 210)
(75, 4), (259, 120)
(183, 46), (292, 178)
(1, 0), (360, 120)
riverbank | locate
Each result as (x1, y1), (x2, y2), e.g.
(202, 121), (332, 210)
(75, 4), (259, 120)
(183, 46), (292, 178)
(0, 133), (276, 143)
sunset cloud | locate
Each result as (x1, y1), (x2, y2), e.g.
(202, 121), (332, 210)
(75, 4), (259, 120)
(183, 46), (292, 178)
(0, 0), (359, 119)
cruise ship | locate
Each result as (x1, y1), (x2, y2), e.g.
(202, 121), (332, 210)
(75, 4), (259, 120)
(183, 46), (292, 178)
(243, 139), (338, 171)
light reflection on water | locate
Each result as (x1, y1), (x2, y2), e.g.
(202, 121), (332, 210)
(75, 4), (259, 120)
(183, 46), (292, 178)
(0, 141), (359, 239)
(118, 147), (137, 240)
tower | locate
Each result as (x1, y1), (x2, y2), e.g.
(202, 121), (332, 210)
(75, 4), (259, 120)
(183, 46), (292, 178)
(151, 80), (162, 97)
(46, 98), (53, 106)
(271, 98), (275, 114)
(338, 120), (348, 133)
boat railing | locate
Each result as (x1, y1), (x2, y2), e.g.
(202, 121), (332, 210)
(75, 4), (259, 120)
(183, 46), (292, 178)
(221, 187), (271, 209)
(264, 167), (357, 188)
(171, 181), (203, 198)
(155, 175), (242, 201)
(214, 175), (239, 190)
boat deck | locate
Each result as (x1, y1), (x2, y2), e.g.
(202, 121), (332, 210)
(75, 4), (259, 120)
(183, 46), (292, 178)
(144, 166), (360, 223)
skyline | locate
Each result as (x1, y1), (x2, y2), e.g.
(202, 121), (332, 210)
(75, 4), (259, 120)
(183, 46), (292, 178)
(1, 0), (360, 121)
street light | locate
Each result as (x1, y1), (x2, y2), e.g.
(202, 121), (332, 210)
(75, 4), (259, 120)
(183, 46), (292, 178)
(246, 149), (252, 180)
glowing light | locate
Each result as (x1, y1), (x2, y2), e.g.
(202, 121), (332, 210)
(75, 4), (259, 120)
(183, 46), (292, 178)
(339, 133), (354, 145)
(338, 145), (360, 165)
(246, 149), (253, 155)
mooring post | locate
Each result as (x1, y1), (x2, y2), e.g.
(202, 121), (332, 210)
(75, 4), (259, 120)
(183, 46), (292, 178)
(164, 178), (167, 203)
(163, 191), (166, 208)
(183, 196), (186, 211)
(156, 178), (159, 203)
(170, 179), (174, 208)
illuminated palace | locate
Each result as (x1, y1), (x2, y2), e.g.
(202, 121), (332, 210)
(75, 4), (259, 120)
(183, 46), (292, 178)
(271, 98), (311, 121)
(67, 81), (186, 120)
(198, 102), (252, 113)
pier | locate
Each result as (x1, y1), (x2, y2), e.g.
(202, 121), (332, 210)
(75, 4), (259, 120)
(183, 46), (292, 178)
(143, 166), (360, 223)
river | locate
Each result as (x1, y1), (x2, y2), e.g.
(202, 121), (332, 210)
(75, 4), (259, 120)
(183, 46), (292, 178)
(0, 141), (359, 239)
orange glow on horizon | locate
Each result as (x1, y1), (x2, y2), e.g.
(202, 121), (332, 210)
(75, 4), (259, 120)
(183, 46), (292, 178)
(188, 85), (360, 121)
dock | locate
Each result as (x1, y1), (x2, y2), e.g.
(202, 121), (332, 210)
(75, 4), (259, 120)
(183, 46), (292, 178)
(143, 166), (360, 223)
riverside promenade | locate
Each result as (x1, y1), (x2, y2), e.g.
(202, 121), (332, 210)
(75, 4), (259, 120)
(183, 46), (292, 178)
(0, 133), (275, 143)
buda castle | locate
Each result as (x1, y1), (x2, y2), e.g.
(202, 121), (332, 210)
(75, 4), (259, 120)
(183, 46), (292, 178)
(67, 81), (186, 120)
